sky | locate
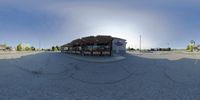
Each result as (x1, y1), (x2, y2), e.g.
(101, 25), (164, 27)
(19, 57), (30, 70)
(0, 0), (200, 49)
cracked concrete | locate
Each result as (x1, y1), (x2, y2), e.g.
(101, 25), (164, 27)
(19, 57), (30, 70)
(0, 51), (200, 100)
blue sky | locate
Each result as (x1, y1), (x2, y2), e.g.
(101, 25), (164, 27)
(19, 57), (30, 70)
(0, 0), (200, 49)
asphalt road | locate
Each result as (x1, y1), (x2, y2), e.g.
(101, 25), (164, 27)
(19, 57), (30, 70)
(0, 52), (200, 100)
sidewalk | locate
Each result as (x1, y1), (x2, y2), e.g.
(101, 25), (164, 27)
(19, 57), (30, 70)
(173, 51), (200, 55)
(64, 54), (126, 63)
(0, 51), (44, 59)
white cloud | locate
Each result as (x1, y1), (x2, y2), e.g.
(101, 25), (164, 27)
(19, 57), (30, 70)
(41, 2), (175, 48)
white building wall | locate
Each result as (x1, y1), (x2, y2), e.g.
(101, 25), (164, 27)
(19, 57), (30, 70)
(112, 38), (126, 55)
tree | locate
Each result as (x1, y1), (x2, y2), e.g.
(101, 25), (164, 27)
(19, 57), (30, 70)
(31, 46), (36, 51)
(55, 47), (58, 51)
(187, 44), (194, 52)
(190, 44), (194, 52)
(186, 45), (190, 50)
(127, 46), (131, 51)
(56, 46), (61, 51)
(187, 40), (195, 52)
(25, 47), (31, 51)
(52, 46), (55, 51)
(190, 40), (195, 46)
(3, 44), (7, 48)
(17, 44), (23, 51)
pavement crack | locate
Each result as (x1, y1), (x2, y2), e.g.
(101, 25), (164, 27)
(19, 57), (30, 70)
(70, 72), (135, 85)
(119, 63), (131, 74)
(8, 59), (73, 76)
(153, 59), (194, 86)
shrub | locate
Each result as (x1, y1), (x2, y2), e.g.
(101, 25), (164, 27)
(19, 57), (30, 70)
(17, 44), (23, 51)
(25, 47), (31, 51)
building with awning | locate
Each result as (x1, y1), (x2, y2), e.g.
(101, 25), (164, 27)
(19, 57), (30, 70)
(61, 35), (126, 56)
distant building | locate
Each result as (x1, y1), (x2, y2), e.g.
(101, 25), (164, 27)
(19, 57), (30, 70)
(197, 45), (200, 51)
(7, 46), (15, 51)
(0, 45), (6, 51)
(61, 35), (126, 56)
(194, 44), (200, 52)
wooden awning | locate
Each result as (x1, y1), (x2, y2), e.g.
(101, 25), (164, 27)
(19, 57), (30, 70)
(62, 35), (115, 47)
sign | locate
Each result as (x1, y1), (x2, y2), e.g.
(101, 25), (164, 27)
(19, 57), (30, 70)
(115, 41), (123, 46)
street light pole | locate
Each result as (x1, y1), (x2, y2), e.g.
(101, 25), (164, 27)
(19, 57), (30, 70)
(39, 41), (41, 50)
(140, 35), (141, 52)
(38, 38), (41, 51)
(167, 43), (170, 48)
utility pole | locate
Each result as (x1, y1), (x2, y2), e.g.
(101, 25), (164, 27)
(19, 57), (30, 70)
(167, 43), (170, 48)
(140, 35), (142, 52)
(39, 39), (41, 50)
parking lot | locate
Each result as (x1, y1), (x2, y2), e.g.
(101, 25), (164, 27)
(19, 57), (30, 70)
(0, 51), (200, 100)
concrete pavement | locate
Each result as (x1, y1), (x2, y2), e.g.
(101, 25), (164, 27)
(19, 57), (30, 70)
(0, 52), (200, 100)
(64, 54), (126, 63)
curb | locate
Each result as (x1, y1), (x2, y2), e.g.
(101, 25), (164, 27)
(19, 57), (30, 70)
(62, 54), (126, 63)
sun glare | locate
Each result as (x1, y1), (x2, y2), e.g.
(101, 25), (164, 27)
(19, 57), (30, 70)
(87, 23), (141, 48)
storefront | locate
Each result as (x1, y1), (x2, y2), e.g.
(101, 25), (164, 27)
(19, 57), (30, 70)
(61, 35), (126, 56)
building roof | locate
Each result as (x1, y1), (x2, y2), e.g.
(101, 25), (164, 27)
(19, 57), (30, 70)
(61, 35), (125, 47)
(112, 37), (126, 41)
(81, 35), (113, 45)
